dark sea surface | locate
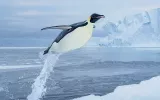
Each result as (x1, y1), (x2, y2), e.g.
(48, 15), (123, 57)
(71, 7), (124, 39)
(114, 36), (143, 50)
(0, 47), (160, 100)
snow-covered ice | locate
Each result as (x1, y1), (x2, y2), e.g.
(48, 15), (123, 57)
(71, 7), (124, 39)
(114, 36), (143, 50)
(73, 76), (160, 100)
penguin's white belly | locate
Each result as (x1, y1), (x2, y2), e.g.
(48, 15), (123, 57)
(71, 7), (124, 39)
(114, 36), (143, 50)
(50, 25), (93, 53)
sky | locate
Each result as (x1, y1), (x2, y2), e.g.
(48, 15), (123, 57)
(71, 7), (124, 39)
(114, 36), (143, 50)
(0, 0), (160, 39)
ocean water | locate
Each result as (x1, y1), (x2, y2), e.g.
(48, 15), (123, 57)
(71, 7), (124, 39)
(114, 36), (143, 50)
(0, 47), (160, 100)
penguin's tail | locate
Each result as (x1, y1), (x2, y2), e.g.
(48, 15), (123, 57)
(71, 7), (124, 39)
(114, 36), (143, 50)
(39, 46), (61, 60)
(43, 42), (58, 55)
(43, 46), (56, 55)
(39, 47), (51, 60)
(43, 47), (50, 55)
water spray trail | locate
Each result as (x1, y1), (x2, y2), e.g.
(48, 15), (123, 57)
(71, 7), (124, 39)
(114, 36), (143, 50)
(27, 53), (61, 100)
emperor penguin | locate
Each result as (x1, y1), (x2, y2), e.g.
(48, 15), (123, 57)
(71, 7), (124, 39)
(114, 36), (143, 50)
(41, 13), (105, 55)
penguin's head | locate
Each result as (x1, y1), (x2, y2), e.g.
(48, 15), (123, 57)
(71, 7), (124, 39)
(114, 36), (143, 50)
(89, 13), (105, 23)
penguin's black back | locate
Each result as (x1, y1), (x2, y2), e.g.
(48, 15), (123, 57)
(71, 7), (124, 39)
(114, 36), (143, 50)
(54, 21), (88, 43)
(43, 21), (88, 55)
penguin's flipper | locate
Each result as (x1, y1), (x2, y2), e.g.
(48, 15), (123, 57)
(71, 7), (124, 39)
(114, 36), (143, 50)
(41, 25), (72, 31)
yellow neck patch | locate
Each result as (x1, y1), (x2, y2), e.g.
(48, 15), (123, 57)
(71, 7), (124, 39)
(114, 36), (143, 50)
(87, 16), (91, 22)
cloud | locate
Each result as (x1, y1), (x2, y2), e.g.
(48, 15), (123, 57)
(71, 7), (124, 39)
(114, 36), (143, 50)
(15, 10), (86, 17)
(13, 0), (104, 7)
(14, 1), (53, 6)
(133, 5), (160, 12)
(15, 10), (52, 16)
(1, 0), (160, 37)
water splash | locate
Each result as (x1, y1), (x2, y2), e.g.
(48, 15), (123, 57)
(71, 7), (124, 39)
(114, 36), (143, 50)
(27, 53), (61, 100)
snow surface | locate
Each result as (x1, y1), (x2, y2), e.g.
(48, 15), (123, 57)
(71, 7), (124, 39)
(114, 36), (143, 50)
(73, 76), (160, 100)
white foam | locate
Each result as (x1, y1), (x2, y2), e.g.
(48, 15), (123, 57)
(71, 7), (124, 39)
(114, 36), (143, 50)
(0, 87), (3, 92)
(27, 54), (61, 100)
(73, 76), (160, 100)
(0, 65), (41, 70)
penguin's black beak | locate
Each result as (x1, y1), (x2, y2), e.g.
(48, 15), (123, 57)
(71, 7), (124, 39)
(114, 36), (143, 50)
(97, 15), (105, 18)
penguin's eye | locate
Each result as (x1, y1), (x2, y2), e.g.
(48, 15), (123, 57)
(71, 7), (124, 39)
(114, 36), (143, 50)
(92, 15), (99, 18)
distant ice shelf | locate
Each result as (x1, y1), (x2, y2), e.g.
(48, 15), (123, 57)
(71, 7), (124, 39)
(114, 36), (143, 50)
(0, 47), (46, 49)
(99, 8), (160, 47)
(0, 65), (42, 70)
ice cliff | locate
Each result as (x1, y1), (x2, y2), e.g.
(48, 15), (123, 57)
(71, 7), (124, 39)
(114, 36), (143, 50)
(99, 8), (160, 47)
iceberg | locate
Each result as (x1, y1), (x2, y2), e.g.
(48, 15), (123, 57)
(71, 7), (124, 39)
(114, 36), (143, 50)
(100, 8), (160, 47)
(73, 76), (160, 100)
